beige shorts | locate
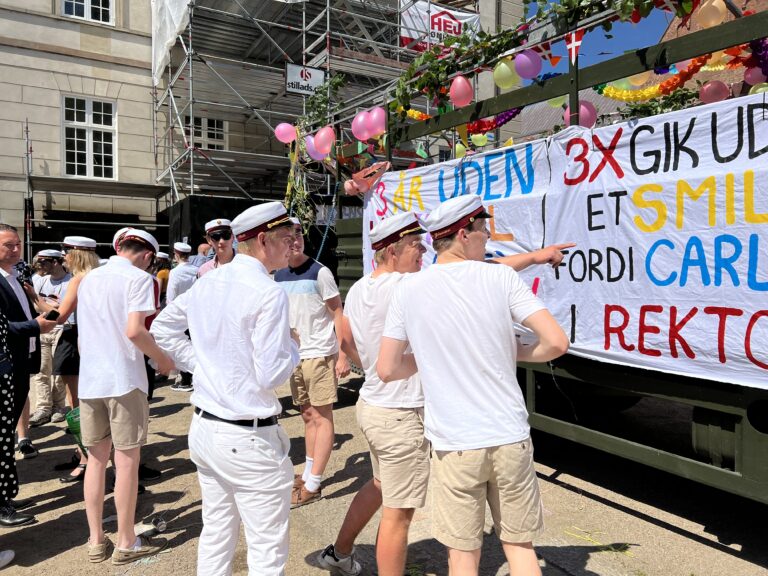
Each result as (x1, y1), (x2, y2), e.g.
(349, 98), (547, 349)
(356, 398), (429, 509)
(80, 388), (149, 450)
(432, 438), (543, 551)
(290, 355), (337, 407)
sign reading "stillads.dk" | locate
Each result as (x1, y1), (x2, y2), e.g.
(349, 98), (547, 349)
(285, 64), (327, 96)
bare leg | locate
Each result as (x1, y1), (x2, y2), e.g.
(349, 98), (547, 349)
(447, 547), (481, 576)
(377, 507), (414, 576)
(308, 404), (334, 476)
(84, 438), (112, 545)
(63, 375), (79, 409)
(15, 398), (30, 439)
(113, 447), (141, 549)
(334, 478), (382, 555)
(300, 404), (315, 462)
(501, 541), (541, 576)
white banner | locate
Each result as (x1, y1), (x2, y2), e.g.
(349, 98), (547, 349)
(399, 0), (480, 52)
(285, 63), (327, 96)
(362, 94), (768, 389)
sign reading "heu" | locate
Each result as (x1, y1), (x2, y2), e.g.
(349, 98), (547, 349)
(285, 63), (326, 96)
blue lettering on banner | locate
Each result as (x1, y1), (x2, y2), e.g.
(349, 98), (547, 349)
(460, 160), (483, 197)
(484, 152), (504, 201)
(748, 233), (768, 291)
(646, 239), (677, 286)
(714, 234), (742, 287)
(680, 236), (710, 287)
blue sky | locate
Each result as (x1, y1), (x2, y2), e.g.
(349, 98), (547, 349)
(526, 7), (677, 74)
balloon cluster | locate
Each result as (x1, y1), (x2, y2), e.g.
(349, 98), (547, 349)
(602, 54), (711, 102)
(351, 107), (387, 141)
(563, 101), (598, 128)
(747, 38), (768, 94)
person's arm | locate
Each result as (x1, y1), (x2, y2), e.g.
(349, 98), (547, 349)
(126, 311), (174, 374)
(150, 290), (196, 373)
(338, 314), (361, 367)
(54, 274), (82, 324)
(325, 295), (350, 379)
(251, 288), (300, 391)
(165, 270), (177, 303)
(9, 316), (55, 336)
(492, 243), (576, 271)
(377, 337), (418, 382)
(516, 309), (570, 363)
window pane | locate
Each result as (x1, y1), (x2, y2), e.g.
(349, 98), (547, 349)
(104, 167), (113, 178)
(100, 103), (112, 126)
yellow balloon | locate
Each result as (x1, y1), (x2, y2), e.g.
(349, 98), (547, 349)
(629, 71), (651, 87)
(547, 95), (567, 108)
(470, 133), (488, 147)
(493, 59), (519, 90)
(695, 0), (726, 28)
(455, 142), (466, 158)
(749, 83), (768, 95)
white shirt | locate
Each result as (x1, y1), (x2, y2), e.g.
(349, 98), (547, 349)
(1, 267), (36, 353)
(166, 262), (198, 303)
(383, 261), (546, 451)
(151, 254), (300, 420)
(37, 273), (73, 326)
(77, 256), (156, 399)
(274, 258), (339, 359)
(345, 272), (423, 408)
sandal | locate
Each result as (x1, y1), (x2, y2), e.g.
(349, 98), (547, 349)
(59, 464), (86, 484)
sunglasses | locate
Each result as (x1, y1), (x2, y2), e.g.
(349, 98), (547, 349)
(37, 258), (57, 264)
(208, 231), (232, 241)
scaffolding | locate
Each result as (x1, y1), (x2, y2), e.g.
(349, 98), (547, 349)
(151, 0), (477, 213)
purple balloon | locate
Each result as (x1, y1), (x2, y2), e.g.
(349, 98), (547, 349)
(514, 50), (543, 80)
(305, 135), (326, 161)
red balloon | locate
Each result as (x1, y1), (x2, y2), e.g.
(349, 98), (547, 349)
(449, 75), (473, 107)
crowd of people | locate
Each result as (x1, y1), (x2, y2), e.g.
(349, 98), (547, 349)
(0, 196), (571, 575)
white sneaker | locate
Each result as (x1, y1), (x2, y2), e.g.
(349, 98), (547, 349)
(317, 544), (362, 576)
(0, 549), (15, 569)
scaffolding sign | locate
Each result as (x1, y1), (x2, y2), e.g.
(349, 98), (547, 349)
(285, 63), (327, 96)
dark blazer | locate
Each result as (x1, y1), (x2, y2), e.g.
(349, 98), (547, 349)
(0, 272), (41, 424)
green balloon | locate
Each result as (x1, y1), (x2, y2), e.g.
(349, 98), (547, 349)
(455, 142), (466, 158)
(749, 83), (768, 95)
(547, 95), (567, 108)
(612, 78), (632, 91)
(493, 59), (519, 90)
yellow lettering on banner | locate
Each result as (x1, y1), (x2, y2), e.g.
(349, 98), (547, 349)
(725, 173), (736, 226)
(676, 176), (716, 229)
(632, 184), (667, 233)
(409, 176), (425, 211)
(745, 170), (768, 224)
(392, 172), (407, 213)
(488, 205), (514, 241)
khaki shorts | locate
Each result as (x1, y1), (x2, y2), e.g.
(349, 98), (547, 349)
(432, 438), (543, 551)
(290, 355), (337, 407)
(356, 398), (429, 509)
(80, 388), (149, 450)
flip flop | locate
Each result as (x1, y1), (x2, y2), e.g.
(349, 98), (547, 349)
(59, 464), (86, 484)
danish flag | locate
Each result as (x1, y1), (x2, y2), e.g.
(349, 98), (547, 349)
(565, 29), (585, 65)
(532, 41), (562, 67)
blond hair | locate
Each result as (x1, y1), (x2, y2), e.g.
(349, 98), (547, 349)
(67, 250), (100, 276)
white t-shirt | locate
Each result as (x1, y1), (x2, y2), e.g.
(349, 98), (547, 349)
(383, 261), (546, 451)
(345, 272), (423, 408)
(77, 256), (156, 399)
(37, 273), (73, 325)
(275, 258), (340, 359)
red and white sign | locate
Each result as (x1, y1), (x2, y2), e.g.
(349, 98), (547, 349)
(399, 0), (480, 52)
(565, 29), (585, 64)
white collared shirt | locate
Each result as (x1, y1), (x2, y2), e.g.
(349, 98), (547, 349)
(166, 262), (198, 303)
(1, 267), (36, 353)
(151, 254), (300, 420)
(77, 256), (156, 399)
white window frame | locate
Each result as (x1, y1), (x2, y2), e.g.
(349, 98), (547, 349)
(184, 116), (229, 151)
(61, 95), (118, 180)
(61, 0), (115, 26)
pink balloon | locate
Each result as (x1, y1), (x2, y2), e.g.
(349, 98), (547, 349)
(368, 107), (387, 137)
(274, 123), (296, 144)
(744, 67), (767, 86)
(514, 49), (543, 80)
(351, 111), (371, 141)
(314, 125), (336, 155)
(563, 101), (598, 128)
(699, 80), (730, 104)
(449, 75), (473, 107)
(305, 135), (326, 161)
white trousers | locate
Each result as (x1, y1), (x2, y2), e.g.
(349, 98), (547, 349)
(189, 411), (293, 576)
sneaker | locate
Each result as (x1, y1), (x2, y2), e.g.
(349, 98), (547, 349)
(138, 464), (162, 482)
(17, 439), (38, 459)
(50, 408), (68, 423)
(317, 544), (362, 576)
(291, 485), (322, 509)
(28, 409), (52, 427)
(111, 536), (167, 565)
(88, 536), (114, 563)
(170, 382), (193, 392)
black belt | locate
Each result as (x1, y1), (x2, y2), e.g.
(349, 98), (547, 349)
(194, 407), (277, 428)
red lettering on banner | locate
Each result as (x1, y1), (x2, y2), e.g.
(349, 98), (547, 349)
(564, 138), (590, 185)
(669, 306), (698, 359)
(745, 310), (768, 370)
(703, 306), (744, 364)
(604, 304), (635, 351)
(589, 128), (625, 182)
(374, 181), (388, 217)
(638, 304), (663, 357)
